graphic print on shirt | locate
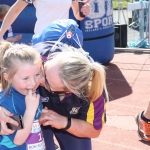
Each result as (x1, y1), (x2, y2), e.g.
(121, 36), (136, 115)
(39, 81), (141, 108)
(41, 96), (49, 102)
(70, 107), (81, 114)
(26, 120), (46, 150)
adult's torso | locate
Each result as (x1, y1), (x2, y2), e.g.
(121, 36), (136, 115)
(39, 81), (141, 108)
(39, 86), (89, 120)
(33, 0), (72, 36)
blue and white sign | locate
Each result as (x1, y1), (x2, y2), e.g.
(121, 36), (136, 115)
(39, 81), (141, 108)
(82, 0), (114, 38)
(69, 0), (115, 64)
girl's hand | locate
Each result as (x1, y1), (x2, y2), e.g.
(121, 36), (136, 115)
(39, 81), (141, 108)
(25, 90), (40, 112)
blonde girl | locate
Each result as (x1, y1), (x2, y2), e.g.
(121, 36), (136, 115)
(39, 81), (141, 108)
(0, 41), (45, 150)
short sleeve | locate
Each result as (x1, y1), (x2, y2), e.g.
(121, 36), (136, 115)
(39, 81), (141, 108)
(0, 101), (17, 115)
(86, 94), (105, 130)
(23, 0), (34, 4)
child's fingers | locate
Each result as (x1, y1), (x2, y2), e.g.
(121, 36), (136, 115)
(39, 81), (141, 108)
(27, 89), (32, 96)
(84, 0), (90, 4)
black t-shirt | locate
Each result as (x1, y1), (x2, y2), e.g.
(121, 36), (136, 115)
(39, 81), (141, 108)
(39, 86), (90, 120)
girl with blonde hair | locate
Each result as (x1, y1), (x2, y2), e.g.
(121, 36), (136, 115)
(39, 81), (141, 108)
(0, 41), (45, 150)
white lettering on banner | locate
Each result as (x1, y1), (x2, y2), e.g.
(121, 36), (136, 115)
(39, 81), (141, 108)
(102, 18), (108, 26)
(88, 0), (105, 19)
(85, 0), (113, 32)
(106, 0), (113, 16)
(94, 19), (101, 28)
(85, 16), (113, 30)
(108, 16), (113, 25)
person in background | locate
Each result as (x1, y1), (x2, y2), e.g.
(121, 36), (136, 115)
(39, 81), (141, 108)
(0, 0), (90, 40)
(0, 4), (22, 43)
(135, 105), (150, 141)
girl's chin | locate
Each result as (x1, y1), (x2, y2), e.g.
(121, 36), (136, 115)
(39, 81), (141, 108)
(40, 83), (45, 87)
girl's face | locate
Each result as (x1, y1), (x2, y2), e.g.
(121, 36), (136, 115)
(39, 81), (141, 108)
(11, 62), (42, 95)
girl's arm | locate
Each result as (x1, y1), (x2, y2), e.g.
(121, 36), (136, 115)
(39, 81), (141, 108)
(14, 90), (40, 146)
(14, 108), (36, 145)
(72, 0), (90, 20)
(0, 0), (28, 40)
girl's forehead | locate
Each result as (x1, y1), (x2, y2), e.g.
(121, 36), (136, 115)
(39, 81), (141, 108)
(15, 63), (41, 73)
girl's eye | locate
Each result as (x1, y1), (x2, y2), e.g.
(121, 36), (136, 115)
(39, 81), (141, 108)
(23, 77), (28, 80)
(36, 73), (40, 77)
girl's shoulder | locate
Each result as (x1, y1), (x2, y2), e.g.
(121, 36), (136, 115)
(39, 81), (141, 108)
(0, 94), (16, 114)
(23, 0), (35, 4)
(0, 91), (11, 101)
(0, 91), (12, 105)
(0, 93), (21, 115)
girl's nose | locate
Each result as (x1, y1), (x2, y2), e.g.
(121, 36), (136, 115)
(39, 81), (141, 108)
(29, 78), (37, 87)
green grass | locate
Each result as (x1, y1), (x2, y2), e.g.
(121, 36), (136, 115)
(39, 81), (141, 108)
(112, 0), (132, 9)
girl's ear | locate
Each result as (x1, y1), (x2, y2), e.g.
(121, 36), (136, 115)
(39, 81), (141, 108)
(3, 73), (8, 81)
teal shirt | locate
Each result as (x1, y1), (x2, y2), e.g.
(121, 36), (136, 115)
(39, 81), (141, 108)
(0, 87), (43, 149)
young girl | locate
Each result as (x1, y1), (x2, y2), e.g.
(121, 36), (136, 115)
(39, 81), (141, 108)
(0, 42), (45, 149)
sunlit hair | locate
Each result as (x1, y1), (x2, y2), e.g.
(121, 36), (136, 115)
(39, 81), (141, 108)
(0, 41), (42, 93)
(0, 4), (10, 20)
(50, 51), (109, 102)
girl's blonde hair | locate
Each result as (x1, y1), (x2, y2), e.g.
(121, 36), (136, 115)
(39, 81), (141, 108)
(0, 41), (41, 93)
(52, 51), (108, 102)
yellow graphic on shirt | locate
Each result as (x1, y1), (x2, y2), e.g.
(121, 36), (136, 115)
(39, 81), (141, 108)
(87, 103), (94, 125)
(86, 102), (106, 126)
